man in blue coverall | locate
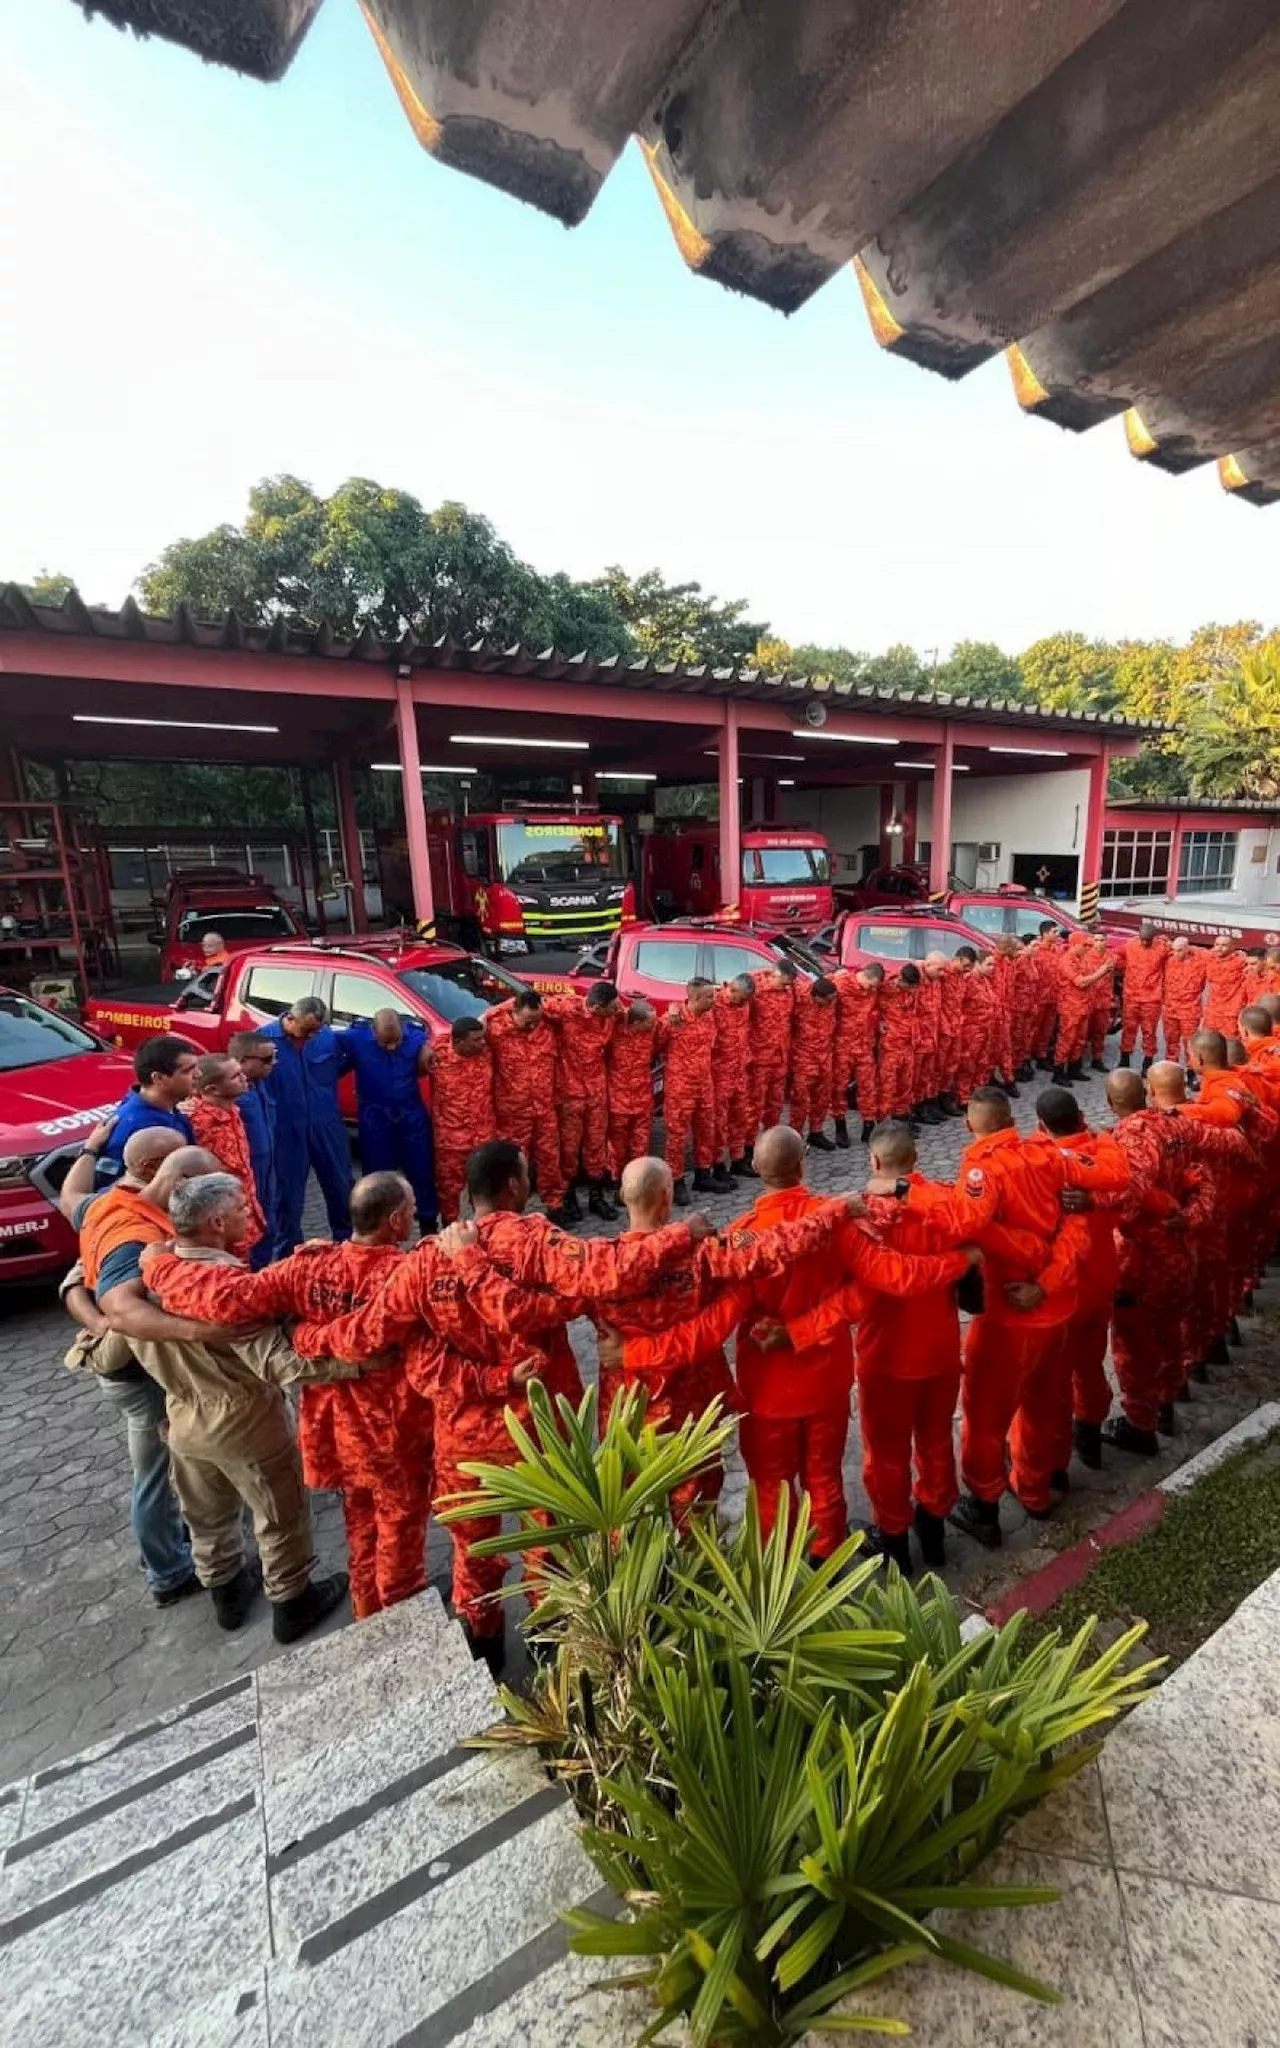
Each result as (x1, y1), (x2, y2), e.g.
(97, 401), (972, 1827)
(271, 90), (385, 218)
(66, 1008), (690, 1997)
(259, 995), (353, 1252)
(228, 1028), (280, 1268)
(339, 1006), (437, 1230)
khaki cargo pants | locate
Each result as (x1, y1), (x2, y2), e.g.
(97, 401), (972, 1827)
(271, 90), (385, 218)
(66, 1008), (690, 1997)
(168, 1415), (313, 1604)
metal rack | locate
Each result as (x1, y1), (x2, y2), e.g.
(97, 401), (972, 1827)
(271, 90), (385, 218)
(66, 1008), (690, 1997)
(0, 801), (117, 996)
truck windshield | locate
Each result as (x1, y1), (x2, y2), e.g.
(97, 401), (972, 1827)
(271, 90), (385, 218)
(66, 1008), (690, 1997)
(176, 908), (299, 943)
(744, 846), (831, 887)
(0, 994), (99, 1072)
(496, 822), (623, 886)
(398, 956), (528, 1022)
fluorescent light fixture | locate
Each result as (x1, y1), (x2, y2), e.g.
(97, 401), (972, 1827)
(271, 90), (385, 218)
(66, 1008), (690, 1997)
(372, 762), (478, 774)
(450, 733), (589, 751)
(702, 750), (806, 763)
(894, 760), (935, 770)
(791, 729), (899, 745)
(73, 713), (279, 734)
(988, 745), (1069, 757)
(778, 778), (796, 787)
(596, 770), (657, 781)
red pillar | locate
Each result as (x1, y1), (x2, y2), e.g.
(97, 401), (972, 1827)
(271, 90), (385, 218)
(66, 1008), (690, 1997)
(333, 757), (368, 933)
(718, 702), (741, 914)
(902, 779), (918, 865)
(878, 783), (895, 868)
(1080, 748), (1109, 923)
(395, 679), (436, 930)
(929, 726), (954, 898)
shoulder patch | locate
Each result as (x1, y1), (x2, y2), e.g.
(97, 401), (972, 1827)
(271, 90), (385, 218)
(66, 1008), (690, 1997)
(964, 1167), (986, 1196)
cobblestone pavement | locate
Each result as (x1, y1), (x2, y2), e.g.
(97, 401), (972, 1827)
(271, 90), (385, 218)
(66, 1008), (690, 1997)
(4, 1064), (1279, 1781)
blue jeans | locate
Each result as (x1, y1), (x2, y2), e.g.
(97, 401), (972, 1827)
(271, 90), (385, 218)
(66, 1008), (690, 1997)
(97, 1371), (194, 1593)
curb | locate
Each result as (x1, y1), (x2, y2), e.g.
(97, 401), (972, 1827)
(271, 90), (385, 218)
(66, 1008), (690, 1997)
(980, 1402), (1280, 1630)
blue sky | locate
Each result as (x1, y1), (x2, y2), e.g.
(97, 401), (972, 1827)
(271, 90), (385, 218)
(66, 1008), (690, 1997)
(2, 0), (1275, 656)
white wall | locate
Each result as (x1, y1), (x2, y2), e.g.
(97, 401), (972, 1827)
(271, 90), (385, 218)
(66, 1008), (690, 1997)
(776, 784), (882, 882)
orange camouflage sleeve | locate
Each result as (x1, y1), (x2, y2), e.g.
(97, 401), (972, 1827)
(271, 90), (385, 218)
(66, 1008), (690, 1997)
(783, 1279), (871, 1354)
(145, 1254), (303, 1324)
(292, 1253), (427, 1361)
(695, 1200), (847, 1283)
(1033, 1215), (1089, 1301)
(501, 1218), (698, 1304)
(448, 1244), (574, 1334)
(619, 1282), (755, 1377)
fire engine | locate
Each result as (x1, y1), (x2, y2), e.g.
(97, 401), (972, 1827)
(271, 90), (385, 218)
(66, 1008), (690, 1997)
(381, 810), (636, 952)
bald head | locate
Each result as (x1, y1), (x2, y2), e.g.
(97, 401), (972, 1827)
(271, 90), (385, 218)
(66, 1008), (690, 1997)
(1147, 1061), (1186, 1106)
(966, 1086), (1013, 1137)
(1189, 1029), (1228, 1074)
(754, 1124), (807, 1189)
(121, 1126), (186, 1183)
(868, 1120), (916, 1174)
(619, 1155), (673, 1228)
(1106, 1068), (1147, 1118)
(1261, 994), (1280, 1026)
(1239, 1005), (1272, 1045)
(149, 1146), (221, 1211)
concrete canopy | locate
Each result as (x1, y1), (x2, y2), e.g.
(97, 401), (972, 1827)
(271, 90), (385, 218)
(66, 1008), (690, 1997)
(75, 0), (1280, 506)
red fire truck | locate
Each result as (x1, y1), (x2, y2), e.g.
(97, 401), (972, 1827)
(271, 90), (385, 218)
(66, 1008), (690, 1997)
(642, 825), (834, 933)
(378, 811), (637, 952)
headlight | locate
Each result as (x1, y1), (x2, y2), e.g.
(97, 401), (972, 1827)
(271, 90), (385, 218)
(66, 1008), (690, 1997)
(512, 895), (539, 907)
(0, 1156), (35, 1188)
(607, 886), (627, 900)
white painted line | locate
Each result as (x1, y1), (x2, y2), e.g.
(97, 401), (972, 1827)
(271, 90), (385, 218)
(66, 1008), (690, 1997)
(1157, 1403), (1280, 1498)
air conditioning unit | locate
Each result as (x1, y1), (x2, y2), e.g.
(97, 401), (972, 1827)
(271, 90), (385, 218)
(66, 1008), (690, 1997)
(978, 841), (1001, 862)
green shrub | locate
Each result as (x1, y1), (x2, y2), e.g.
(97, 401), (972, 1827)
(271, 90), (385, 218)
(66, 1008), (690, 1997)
(442, 1384), (1159, 2044)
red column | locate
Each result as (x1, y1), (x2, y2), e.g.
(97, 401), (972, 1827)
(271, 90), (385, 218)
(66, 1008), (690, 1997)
(333, 757), (368, 933)
(929, 726), (954, 897)
(717, 702), (741, 913)
(1080, 748), (1109, 923)
(902, 779), (918, 864)
(878, 783), (895, 868)
(395, 679), (436, 930)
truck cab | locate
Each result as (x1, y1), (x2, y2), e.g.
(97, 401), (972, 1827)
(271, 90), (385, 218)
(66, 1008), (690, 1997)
(153, 869), (305, 982)
(387, 811), (637, 953)
(642, 825), (833, 933)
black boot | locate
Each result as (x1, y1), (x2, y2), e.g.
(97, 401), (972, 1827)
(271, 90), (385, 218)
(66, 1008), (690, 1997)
(913, 1504), (946, 1569)
(1018, 1062), (1035, 1081)
(547, 1202), (579, 1229)
(1035, 1057), (1055, 1072)
(1091, 1056), (1109, 1073)
(868, 1526), (913, 1574)
(1178, 1379), (1191, 1401)
(1204, 1335), (1231, 1366)
(807, 1128), (836, 1152)
(672, 1176), (691, 1207)
(272, 1571), (349, 1645)
(462, 1620), (507, 1681)
(1051, 1065), (1072, 1086)
(1072, 1419), (1104, 1470)
(710, 1163), (737, 1191)
(1242, 1289), (1256, 1316)
(1116, 1051), (1131, 1070)
(210, 1561), (261, 1633)
(692, 1167), (715, 1193)
(942, 1095), (967, 1118)
(1102, 1416), (1160, 1458)
(1156, 1401), (1177, 1436)
(559, 1187), (583, 1224)
(153, 1571), (202, 1610)
(949, 1493), (1002, 1549)
(731, 1154), (758, 1178)
(1002, 1080), (1021, 1099)
(588, 1181), (619, 1221)
(1050, 1468), (1070, 1494)
(1227, 1316), (1243, 1346)
(917, 1102), (945, 1125)
(833, 1117), (851, 1149)
(859, 1120), (874, 1144)
(1141, 1055), (1154, 1076)
(1068, 1060), (1086, 1082)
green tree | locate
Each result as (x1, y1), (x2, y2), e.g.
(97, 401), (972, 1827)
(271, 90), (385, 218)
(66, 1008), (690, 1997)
(1018, 631), (1120, 715)
(19, 570), (76, 606)
(1182, 638), (1280, 800)
(862, 641), (927, 692)
(788, 643), (869, 685)
(936, 638), (1026, 700)
(593, 566), (767, 666)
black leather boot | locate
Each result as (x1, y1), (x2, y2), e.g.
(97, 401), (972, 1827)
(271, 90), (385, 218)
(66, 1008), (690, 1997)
(272, 1571), (349, 1645)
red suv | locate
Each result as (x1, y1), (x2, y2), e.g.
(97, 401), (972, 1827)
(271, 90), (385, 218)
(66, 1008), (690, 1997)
(572, 920), (822, 1011)
(837, 907), (995, 974)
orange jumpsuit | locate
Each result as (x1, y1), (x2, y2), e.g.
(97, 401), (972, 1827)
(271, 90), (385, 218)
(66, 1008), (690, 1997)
(606, 1010), (665, 1178)
(543, 994), (616, 1186)
(712, 990), (755, 1162)
(431, 1040), (497, 1222)
(913, 972), (944, 1107)
(146, 1240), (432, 1618)
(1161, 949), (1207, 1065)
(956, 969), (997, 1102)
(789, 984), (837, 1133)
(1202, 948), (1250, 1038)
(831, 970), (881, 1121)
(187, 1097), (268, 1254)
(748, 974), (795, 1131)
(1087, 949), (1116, 1064)
(936, 966), (967, 1094)
(623, 1192), (968, 1557)
(1031, 937), (1062, 1063)
(1120, 935), (1169, 1057)
(294, 1215), (698, 1636)
(877, 976), (919, 1118)
(1055, 1128), (1124, 1434)
(788, 1179), (975, 1537)
(1011, 946), (1042, 1070)
(991, 951), (1017, 1082)
(955, 1127), (1127, 1511)
(663, 1002), (718, 1177)
(1247, 957), (1280, 1003)
(1055, 947), (1103, 1072)
(485, 1000), (566, 1210)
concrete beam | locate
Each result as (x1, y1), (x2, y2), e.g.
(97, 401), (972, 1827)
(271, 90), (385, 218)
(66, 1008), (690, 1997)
(81, 0), (322, 81)
(360, 0), (705, 226)
(856, 3), (1280, 376)
(1220, 442), (1280, 508)
(1125, 332), (1280, 474)
(638, 0), (1122, 315)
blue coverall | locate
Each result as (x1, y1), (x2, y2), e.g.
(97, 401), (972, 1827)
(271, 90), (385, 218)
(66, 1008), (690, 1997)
(340, 1019), (437, 1226)
(259, 1017), (353, 1252)
(237, 1079), (278, 1270)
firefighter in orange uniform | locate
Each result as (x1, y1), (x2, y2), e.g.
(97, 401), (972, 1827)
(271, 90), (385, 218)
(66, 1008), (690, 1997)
(789, 974), (840, 1150)
(485, 989), (570, 1222)
(955, 950), (998, 1104)
(912, 954), (947, 1125)
(664, 976), (722, 1200)
(831, 960), (884, 1145)
(1161, 936), (1207, 1067)
(1053, 939), (1112, 1084)
(1202, 934), (1251, 1038)
(990, 938), (1020, 1092)
(1085, 932), (1116, 1072)
(146, 1171), (433, 1620)
(1011, 937), (1043, 1079)
(713, 974), (757, 1179)
(542, 983), (622, 1220)
(748, 961), (799, 1134)
(877, 963), (922, 1121)
(1247, 944), (1280, 1003)
(1031, 923), (1064, 1070)
(1118, 922), (1170, 1068)
(186, 1053), (269, 1256)
(606, 997), (665, 1181)
(426, 1015), (496, 1223)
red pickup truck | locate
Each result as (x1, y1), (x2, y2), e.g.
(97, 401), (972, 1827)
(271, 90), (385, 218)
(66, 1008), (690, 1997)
(569, 919), (824, 1012)
(151, 868), (307, 982)
(83, 935), (565, 1119)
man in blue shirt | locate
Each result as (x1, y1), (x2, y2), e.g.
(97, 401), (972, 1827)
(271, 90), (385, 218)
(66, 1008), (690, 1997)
(340, 1007), (437, 1229)
(260, 995), (353, 1252)
(228, 1028), (279, 1269)
(102, 1034), (199, 1164)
